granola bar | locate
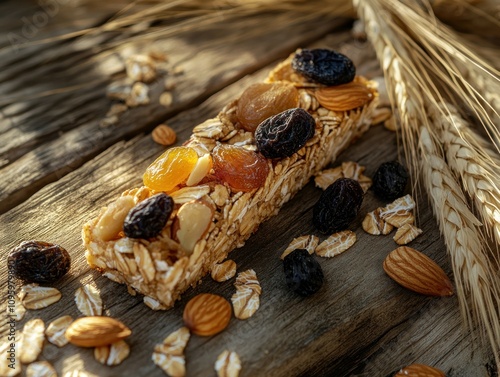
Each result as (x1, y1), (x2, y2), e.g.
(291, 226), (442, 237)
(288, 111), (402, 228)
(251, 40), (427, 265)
(82, 51), (379, 310)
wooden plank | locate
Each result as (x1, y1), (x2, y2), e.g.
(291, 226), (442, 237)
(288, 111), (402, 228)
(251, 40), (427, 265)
(0, 33), (493, 376)
(0, 8), (345, 213)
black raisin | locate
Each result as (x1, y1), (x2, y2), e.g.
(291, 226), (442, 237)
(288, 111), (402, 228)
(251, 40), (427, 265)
(123, 193), (173, 239)
(255, 108), (315, 159)
(283, 249), (324, 296)
(8, 241), (71, 284)
(372, 161), (409, 200)
(291, 48), (355, 86)
(313, 178), (364, 234)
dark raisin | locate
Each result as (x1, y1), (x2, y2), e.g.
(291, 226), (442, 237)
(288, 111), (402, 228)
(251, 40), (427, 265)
(313, 178), (364, 234)
(123, 193), (173, 239)
(283, 249), (324, 296)
(372, 161), (409, 200)
(291, 48), (355, 86)
(8, 241), (71, 284)
(255, 108), (315, 159)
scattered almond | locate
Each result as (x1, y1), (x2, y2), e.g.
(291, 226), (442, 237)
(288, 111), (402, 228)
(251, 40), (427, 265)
(362, 208), (394, 235)
(383, 246), (453, 296)
(152, 124), (177, 146)
(20, 318), (45, 363)
(94, 340), (130, 366)
(65, 316), (131, 348)
(75, 284), (103, 316)
(94, 195), (136, 241)
(211, 260), (237, 282)
(394, 223), (423, 245)
(26, 361), (57, 377)
(21, 284), (61, 310)
(231, 270), (261, 320)
(395, 363), (445, 377)
(215, 350), (242, 377)
(384, 209), (415, 228)
(174, 200), (214, 254)
(316, 82), (373, 111)
(186, 154), (213, 186)
(46, 315), (73, 347)
(183, 293), (232, 336)
(152, 327), (190, 377)
(281, 235), (319, 260)
(316, 230), (356, 257)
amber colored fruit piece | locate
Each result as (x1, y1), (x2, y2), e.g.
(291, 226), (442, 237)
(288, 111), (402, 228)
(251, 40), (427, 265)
(236, 82), (299, 132)
(212, 144), (269, 192)
(143, 146), (198, 192)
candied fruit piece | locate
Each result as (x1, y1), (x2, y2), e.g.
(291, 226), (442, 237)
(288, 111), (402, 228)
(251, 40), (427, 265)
(236, 82), (299, 132)
(212, 144), (269, 192)
(143, 146), (198, 192)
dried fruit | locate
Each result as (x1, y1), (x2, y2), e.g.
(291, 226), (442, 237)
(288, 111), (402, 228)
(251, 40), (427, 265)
(65, 316), (132, 347)
(174, 200), (214, 254)
(372, 161), (409, 200)
(152, 124), (177, 146)
(26, 361), (57, 377)
(313, 178), (364, 234)
(283, 249), (324, 296)
(124, 193), (174, 239)
(212, 144), (269, 192)
(281, 235), (319, 260)
(143, 146), (199, 192)
(383, 246), (454, 296)
(236, 82), (299, 132)
(393, 223), (423, 245)
(183, 293), (232, 336)
(255, 108), (315, 159)
(8, 241), (71, 284)
(20, 318), (45, 363)
(75, 284), (103, 316)
(395, 363), (445, 377)
(362, 208), (394, 236)
(315, 230), (356, 258)
(20, 284), (61, 309)
(152, 327), (190, 377)
(232, 270), (261, 320)
(315, 82), (373, 112)
(211, 260), (237, 282)
(215, 350), (242, 377)
(46, 315), (73, 347)
(291, 48), (355, 86)
(94, 340), (130, 366)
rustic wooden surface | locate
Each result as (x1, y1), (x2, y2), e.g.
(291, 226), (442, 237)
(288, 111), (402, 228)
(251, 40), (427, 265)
(0, 1), (495, 376)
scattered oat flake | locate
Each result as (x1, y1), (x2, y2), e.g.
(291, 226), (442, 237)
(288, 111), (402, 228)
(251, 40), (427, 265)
(126, 55), (157, 83)
(21, 284), (61, 310)
(380, 195), (415, 218)
(152, 327), (190, 377)
(316, 230), (356, 258)
(95, 340), (130, 366)
(160, 92), (174, 107)
(75, 284), (103, 316)
(362, 208), (394, 236)
(235, 269), (261, 295)
(63, 371), (92, 377)
(126, 82), (150, 107)
(6, 300), (26, 321)
(314, 166), (343, 190)
(281, 235), (319, 259)
(231, 286), (260, 320)
(20, 318), (45, 364)
(26, 361), (57, 377)
(45, 315), (73, 347)
(314, 162), (371, 192)
(394, 223), (423, 245)
(215, 350), (242, 377)
(383, 209), (415, 228)
(211, 260), (237, 282)
(0, 341), (21, 376)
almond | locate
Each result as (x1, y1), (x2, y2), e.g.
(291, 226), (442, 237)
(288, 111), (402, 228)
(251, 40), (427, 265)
(315, 82), (373, 112)
(152, 124), (177, 146)
(174, 200), (214, 254)
(383, 246), (453, 297)
(65, 316), (131, 347)
(395, 363), (445, 377)
(183, 293), (231, 336)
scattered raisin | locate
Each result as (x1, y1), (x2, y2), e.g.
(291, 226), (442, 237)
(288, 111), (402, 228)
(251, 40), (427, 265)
(8, 241), (71, 284)
(255, 108), (315, 159)
(372, 161), (409, 200)
(237, 82), (299, 132)
(212, 144), (269, 192)
(313, 178), (364, 234)
(291, 48), (355, 86)
(123, 193), (174, 239)
(283, 249), (324, 296)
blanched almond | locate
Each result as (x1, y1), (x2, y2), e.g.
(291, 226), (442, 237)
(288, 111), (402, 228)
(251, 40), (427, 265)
(174, 200), (214, 254)
(186, 154), (212, 186)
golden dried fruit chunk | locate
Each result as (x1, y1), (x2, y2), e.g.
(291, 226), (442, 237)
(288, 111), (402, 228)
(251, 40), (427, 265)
(65, 316), (131, 348)
(143, 146), (199, 192)
(236, 82), (299, 132)
(94, 340), (130, 366)
(211, 260), (237, 282)
(183, 293), (232, 336)
(281, 235), (319, 260)
(20, 318), (45, 364)
(26, 361), (57, 377)
(215, 350), (242, 377)
(316, 230), (356, 257)
(46, 315), (73, 347)
(75, 284), (103, 316)
(315, 82), (373, 111)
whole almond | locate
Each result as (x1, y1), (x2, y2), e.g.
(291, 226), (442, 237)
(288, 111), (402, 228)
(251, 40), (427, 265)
(65, 316), (131, 347)
(152, 124), (177, 146)
(383, 246), (453, 297)
(183, 293), (231, 336)
(395, 363), (445, 377)
(315, 82), (373, 111)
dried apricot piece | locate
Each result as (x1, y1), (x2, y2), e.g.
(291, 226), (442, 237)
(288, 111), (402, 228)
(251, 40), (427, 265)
(212, 144), (269, 192)
(143, 146), (198, 192)
(237, 82), (299, 132)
